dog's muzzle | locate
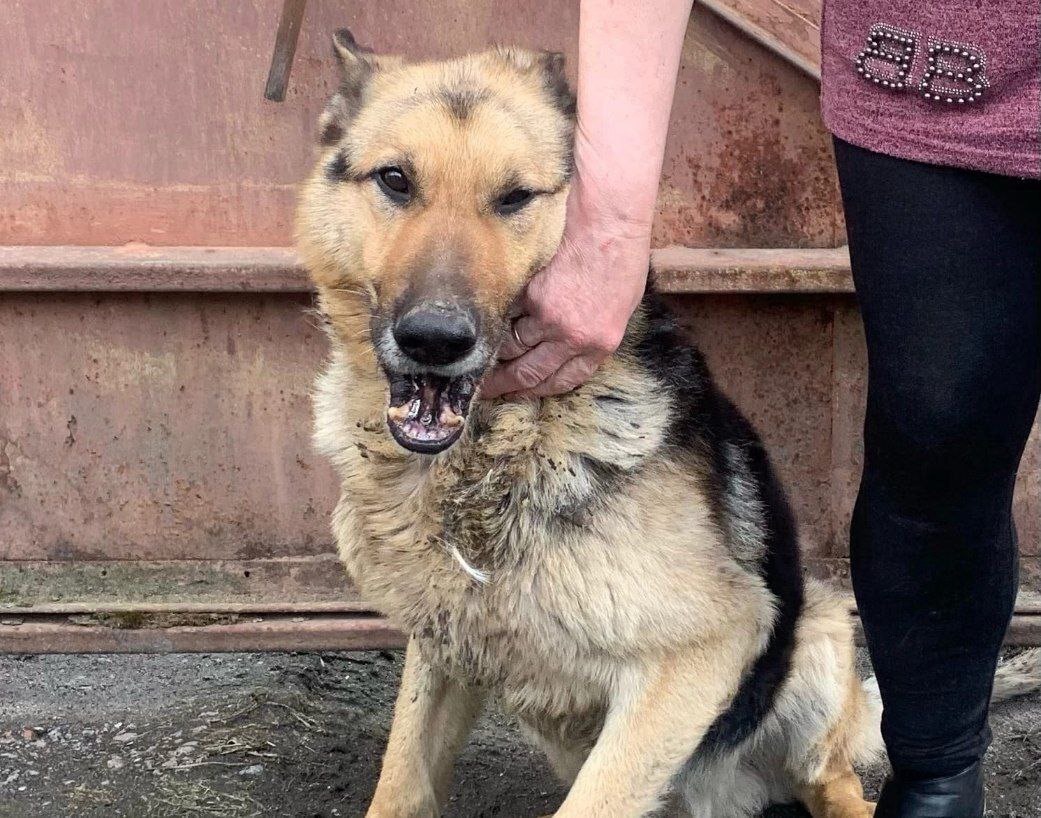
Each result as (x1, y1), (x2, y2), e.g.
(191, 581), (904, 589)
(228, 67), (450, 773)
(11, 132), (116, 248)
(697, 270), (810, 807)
(383, 304), (482, 454)
(385, 371), (477, 454)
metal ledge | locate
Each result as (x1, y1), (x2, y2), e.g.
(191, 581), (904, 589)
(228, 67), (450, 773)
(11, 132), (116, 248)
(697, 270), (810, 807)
(699, 0), (821, 82)
(0, 245), (855, 295)
(0, 245), (303, 292)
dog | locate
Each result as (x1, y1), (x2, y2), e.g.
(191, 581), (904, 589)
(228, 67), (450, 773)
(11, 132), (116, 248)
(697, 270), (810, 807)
(297, 29), (1041, 818)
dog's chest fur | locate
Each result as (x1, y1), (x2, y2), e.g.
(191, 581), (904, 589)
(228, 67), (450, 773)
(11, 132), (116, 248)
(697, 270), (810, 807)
(315, 350), (757, 716)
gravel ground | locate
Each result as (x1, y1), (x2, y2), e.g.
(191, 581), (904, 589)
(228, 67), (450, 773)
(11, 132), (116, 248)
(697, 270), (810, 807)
(0, 650), (1037, 818)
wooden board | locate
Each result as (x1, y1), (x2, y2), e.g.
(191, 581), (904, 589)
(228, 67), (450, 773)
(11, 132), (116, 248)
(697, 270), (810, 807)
(0, 558), (363, 611)
(0, 613), (404, 654)
(1, 610), (1036, 654)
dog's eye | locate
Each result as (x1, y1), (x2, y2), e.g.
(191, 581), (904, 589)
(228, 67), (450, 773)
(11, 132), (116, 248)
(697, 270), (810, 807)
(374, 167), (412, 204)
(495, 188), (535, 215)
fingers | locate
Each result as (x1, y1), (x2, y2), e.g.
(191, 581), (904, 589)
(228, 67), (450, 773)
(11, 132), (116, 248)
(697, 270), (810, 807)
(497, 314), (545, 362)
(479, 340), (570, 400)
(508, 355), (600, 400)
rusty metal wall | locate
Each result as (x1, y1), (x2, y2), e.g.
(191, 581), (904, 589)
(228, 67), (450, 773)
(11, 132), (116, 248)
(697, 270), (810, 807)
(1, 2), (1036, 618)
(0, 0), (841, 248)
(2, 289), (1037, 599)
(0, 292), (333, 561)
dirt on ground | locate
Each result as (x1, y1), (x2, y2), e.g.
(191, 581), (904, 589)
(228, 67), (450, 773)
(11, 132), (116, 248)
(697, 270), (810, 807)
(0, 650), (1037, 818)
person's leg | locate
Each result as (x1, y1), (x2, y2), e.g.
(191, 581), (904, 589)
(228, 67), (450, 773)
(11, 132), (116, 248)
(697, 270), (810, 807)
(834, 140), (1041, 790)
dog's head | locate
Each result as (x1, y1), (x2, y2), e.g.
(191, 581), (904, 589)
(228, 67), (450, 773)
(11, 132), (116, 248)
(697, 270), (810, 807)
(298, 29), (576, 454)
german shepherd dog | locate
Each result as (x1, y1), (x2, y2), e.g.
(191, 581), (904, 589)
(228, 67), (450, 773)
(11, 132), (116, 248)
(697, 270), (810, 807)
(298, 30), (1040, 818)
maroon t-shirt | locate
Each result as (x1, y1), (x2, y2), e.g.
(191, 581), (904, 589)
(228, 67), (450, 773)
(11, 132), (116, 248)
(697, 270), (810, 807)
(821, 1), (1041, 178)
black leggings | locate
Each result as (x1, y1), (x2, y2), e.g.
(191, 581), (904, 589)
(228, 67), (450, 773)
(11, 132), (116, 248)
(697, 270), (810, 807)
(834, 139), (1041, 779)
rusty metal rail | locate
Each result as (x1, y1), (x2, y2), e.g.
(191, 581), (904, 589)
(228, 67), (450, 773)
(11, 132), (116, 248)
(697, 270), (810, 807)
(700, 0), (822, 81)
(0, 245), (855, 294)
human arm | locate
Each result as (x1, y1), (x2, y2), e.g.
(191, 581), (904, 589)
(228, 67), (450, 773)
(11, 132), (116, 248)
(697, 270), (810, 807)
(480, 0), (694, 399)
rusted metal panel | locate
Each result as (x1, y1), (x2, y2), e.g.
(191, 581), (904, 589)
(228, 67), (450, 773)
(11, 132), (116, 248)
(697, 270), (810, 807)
(0, 245), (854, 294)
(672, 294), (1041, 565)
(2, 288), (1038, 580)
(0, 292), (338, 561)
(701, 0), (822, 79)
(0, 1), (840, 248)
(0, 0), (1032, 644)
(670, 294), (839, 557)
(660, 7), (843, 249)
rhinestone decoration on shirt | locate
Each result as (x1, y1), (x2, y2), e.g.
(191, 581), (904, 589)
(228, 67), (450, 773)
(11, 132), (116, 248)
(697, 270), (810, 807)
(920, 39), (989, 104)
(854, 24), (990, 105)
(855, 23), (919, 91)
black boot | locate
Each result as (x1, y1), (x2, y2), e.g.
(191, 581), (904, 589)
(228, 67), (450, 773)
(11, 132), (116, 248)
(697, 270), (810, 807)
(875, 761), (985, 818)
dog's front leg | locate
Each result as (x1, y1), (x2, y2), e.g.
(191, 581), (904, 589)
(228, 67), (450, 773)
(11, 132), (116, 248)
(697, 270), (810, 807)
(367, 638), (485, 818)
(552, 642), (748, 818)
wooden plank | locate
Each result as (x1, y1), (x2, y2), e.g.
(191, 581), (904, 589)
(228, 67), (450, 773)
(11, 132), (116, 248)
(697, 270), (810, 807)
(701, 0), (822, 81)
(1007, 615), (1041, 647)
(849, 617), (1041, 648)
(0, 613), (404, 654)
(0, 610), (1035, 654)
(1, 601), (366, 615)
(0, 245), (855, 295)
(264, 0), (308, 102)
(0, 558), (364, 610)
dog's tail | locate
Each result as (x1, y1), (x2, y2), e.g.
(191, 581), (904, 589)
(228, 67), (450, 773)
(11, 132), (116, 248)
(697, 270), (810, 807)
(991, 647), (1041, 704)
(852, 648), (1040, 765)
(860, 647), (1041, 710)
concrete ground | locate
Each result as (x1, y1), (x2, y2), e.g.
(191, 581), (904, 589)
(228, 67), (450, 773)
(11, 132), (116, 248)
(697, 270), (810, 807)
(0, 651), (1038, 818)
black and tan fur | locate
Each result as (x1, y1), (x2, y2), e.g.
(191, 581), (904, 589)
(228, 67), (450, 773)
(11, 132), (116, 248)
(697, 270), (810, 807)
(297, 30), (1040, 818)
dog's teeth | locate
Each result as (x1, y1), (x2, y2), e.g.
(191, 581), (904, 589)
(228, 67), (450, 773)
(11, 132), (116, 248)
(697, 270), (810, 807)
(387, 405), (410, 423)
(440, 409), (464, 428)
(407, 399), (421, 420)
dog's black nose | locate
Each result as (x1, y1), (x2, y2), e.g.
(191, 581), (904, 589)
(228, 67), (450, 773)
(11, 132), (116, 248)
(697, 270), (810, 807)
(393, 306), (477, 366)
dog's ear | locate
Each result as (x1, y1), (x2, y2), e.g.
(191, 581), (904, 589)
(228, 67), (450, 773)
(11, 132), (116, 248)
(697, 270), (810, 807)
(332, 28), (375, 85)
(494, 48), (576, 118)
(537, 51), (576, 118)
(318, 28), (400, 146)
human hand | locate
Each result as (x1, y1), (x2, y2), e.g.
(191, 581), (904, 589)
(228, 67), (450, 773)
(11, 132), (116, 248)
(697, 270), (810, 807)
(479, 175), (652, 401)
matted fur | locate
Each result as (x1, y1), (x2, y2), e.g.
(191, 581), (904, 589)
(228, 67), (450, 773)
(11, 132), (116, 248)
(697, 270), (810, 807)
(298, 30), (1039, 818)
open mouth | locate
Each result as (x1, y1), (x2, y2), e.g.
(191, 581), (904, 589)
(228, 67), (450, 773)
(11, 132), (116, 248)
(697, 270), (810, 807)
(385, 372), (478, 454)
